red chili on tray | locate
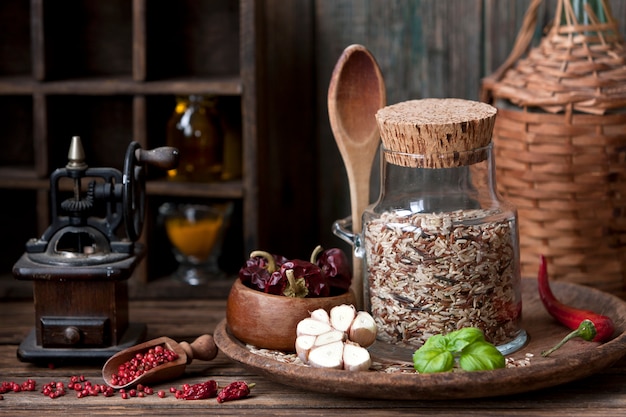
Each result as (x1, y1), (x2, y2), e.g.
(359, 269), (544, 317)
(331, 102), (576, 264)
(537, 254), (615, 356)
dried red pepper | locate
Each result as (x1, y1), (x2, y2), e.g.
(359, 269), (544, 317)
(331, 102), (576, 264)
(238, 251), (288, 295)
(181, 380), (218, 400)
(279, 259), (330, 297)
(310, 245), (352, 295)
(216, 381), (255, 403)
(538, 255), (615, 345)
(239, 250), (330, 298)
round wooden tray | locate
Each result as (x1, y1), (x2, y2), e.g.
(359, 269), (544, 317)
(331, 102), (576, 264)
(213, 278), (626, 400)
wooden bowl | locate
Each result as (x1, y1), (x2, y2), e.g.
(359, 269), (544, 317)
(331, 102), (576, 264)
(226, 278), (357, 351)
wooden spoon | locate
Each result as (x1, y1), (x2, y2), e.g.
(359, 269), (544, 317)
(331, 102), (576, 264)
(328, 44), (386, 309)
(101, 334), (218, 389)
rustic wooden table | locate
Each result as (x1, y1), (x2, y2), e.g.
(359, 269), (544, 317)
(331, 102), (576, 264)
(2, 296), (626, 416)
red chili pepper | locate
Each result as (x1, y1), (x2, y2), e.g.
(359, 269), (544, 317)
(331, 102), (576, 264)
(216, 381), (255, 403)
(181, 380), (218, 400)
(538, 255), (614, 343)
(310, 245), (352, 295)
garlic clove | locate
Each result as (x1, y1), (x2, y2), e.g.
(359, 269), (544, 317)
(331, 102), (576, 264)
(307, 341), (344, 369)
(314, 329), (345, 347)
(296, 318), (332, 337)
(329, 304), (356, 333)
(342, 341), (372, 371)
(295, 335), (316, 362)
(348, 311), (377, 347)
(309, 308), (330, 324)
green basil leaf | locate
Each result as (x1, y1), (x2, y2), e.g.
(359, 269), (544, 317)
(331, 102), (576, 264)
(421, 334), (450, 350)
(446, 327), (485, 352)
(412, 347), (454, 373)
(458, 341), (506, 371)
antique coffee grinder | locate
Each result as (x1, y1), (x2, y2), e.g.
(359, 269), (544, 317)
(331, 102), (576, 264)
(13, 137), (178, 363)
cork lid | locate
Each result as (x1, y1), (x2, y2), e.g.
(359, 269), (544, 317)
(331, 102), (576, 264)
(375, 98), (497, 168)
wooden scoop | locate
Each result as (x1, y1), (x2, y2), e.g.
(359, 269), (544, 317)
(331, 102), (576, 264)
(102, 334), (218, 389)
(328, 44), (386, 309)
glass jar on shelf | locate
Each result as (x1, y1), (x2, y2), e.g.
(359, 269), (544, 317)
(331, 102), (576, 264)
(159, 201), (233, 285)
(166, 95), (223, 182)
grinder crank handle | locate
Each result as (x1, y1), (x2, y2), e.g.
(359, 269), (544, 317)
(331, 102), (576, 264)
(134, 146), (179, 170)
(122, 143), (179, 242)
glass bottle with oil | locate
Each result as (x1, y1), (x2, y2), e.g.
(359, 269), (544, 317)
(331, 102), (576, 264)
(166, 95), (223, 182)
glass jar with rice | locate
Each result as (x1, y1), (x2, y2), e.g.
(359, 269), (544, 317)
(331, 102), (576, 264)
(334, 98), (526, 355)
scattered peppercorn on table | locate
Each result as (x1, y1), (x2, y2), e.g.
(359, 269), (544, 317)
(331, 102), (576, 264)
(3, 294), (626, 416)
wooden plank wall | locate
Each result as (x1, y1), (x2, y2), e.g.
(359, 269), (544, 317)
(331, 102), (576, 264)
(313, 0), (626, 252)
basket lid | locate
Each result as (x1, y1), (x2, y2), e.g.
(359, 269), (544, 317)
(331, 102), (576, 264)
(375, 98), (497, 168)
(483, 0), (626, 115)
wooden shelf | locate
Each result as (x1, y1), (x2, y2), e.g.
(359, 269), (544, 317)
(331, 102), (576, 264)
(0, 174), (244, 199)
(0, 0), (262, 287)
(0, 76), (243, 95)
(147, 179), (244, 199)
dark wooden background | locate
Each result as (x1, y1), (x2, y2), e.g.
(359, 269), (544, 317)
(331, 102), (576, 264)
(258, 0), (626, 261)
(3, 1), (626, 297)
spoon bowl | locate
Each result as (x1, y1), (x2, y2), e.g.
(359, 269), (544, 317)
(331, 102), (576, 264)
(102, 334), (217, 389)
(328, 44), (386, 308)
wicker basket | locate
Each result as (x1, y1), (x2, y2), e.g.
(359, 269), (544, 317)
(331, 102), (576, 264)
(481, 0), (626, 292)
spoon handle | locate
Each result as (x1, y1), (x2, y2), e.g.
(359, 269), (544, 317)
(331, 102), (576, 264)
(346, 156), (377, 309)
(179, 334), (219, 364)
(328, 44), (386, 309)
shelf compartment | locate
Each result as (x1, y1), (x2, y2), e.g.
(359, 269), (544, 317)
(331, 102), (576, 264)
(146, 0), (240, 80)
(46, 95), (134, 170)
(144, 94), (243, 182)
(0, 0), (31, 77)
(144, 194), (244, 281)
(43, 0), (133, 80)
(0, 95), (34, 169)
(0, 189), (38, 273)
